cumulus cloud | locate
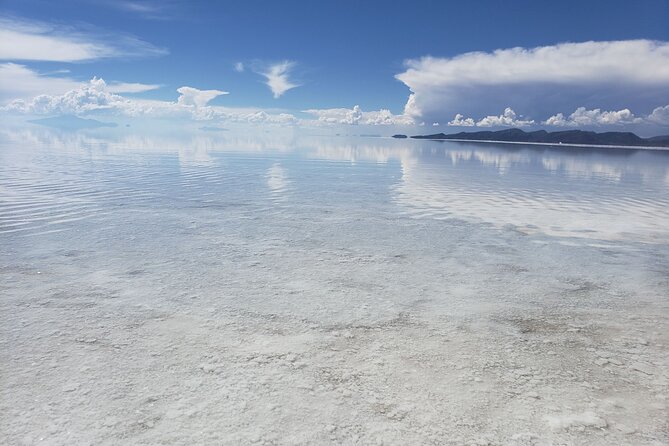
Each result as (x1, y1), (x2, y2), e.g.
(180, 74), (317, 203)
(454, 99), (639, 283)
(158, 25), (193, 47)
(3, 79), (223, 116)
(447, 105), (668, 129)
(1, 77), (298, 125)
(395, 40), (669, 126)
(447, 114), (475, 127)
(476, 108), (534, 127)
(647, 105), (669, 125)
(302, 105), (414, 126)
(0, 63), (159, 101)
(544, 107), (642, 126)
(259, 61), (299, 98)
(2, 77), (130, 115)
(0, 17), (167, 62)
(305, 105), (363, 125)
(176, 86), (228, 107)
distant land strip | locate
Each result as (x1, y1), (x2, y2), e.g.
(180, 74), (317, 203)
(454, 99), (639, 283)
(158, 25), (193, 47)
(394, 129), (669, 148)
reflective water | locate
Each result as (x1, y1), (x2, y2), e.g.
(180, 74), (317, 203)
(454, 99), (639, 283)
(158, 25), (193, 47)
(2, 128), (668, 243)
(1, 127), (668, 445)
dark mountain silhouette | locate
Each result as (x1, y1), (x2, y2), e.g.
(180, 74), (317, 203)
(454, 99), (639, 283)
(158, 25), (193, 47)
(411, 129), (669, 147)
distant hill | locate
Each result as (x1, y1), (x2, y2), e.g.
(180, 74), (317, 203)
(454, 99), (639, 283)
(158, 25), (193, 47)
(29, 115), (118, 130)
(411, 128), (669, 148)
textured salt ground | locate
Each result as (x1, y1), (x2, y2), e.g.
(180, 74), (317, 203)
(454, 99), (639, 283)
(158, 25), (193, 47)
(1, 135), (669, 445)
(2, 213), (668, 445)
(1, 238), (668, 446)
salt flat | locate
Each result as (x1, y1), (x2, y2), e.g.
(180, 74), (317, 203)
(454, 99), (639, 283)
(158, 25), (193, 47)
(1, 129), (668, 445)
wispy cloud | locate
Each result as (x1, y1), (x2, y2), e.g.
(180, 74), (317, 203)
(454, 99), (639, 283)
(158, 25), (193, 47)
(259, 61), (299, 98)
(103, 1), (178, 20)
(107, 82), (161, 94)
(0, 63), (82, 101)
(115, 1), (161, 14)
(0, 17), (168, 62)
(234, 62), (245, 73)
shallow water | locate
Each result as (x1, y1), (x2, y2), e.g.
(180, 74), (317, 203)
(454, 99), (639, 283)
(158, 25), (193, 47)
(1, 127), (668, 445)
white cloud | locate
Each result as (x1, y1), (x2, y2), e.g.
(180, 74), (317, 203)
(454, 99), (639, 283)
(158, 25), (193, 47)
(107, 82), (161, 93)
(234, 62), (245, 73)
(302, 105), (414, 126)
(114, 1), (160, 13)
(0, 28), (109, 62)
(402, 93), (420, 118)
(106, 1), (175, 20)
(543, 113), (568, 127)
(3, 79), (222, 117)
(398, 40), (669, 89)
(0, 17), (167, 62)
(367, 109), (413, 125)
(304, 105), (362, 124)
(647, 105), (669, 125)
(2, 77), (130, 115)
(176, 86), (228, 107)
(476, 108), (534, 127)
(1, 77), (298, 125)
(0, 63), (82, 101)
(544, 107), (642, 126)
(259, 61), (299, 98)
(0, 63), (159, 101)
(244, 111), (297, 124)
(395, 40), (669, 125)
(447, 114), (475, 127)
(432, 122), (440, 127)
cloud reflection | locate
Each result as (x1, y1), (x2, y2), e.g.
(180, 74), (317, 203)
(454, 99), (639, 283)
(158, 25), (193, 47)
(2, 125), (668, 243)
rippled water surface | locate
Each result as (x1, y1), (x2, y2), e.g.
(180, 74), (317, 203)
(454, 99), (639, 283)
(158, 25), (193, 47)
(1, 127), (668, 445)
(2, 129), (668, 244)
(2, 127), (669, 326)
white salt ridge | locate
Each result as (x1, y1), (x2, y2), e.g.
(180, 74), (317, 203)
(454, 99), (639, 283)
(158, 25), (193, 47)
(545, 411), (608, 430)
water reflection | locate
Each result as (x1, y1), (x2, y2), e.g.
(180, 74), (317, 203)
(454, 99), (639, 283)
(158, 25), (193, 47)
(266, 163), (290, 200)
(395, 144), (669, 242)
(1, 126), (668, 243)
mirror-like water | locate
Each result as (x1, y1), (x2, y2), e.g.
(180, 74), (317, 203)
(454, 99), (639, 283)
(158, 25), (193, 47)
(1, 128), (668, 445)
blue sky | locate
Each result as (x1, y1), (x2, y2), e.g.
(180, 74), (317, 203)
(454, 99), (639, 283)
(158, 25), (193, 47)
(1, 0), (669, 133)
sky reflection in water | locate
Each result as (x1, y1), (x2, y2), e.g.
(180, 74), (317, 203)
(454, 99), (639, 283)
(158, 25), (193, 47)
(1, 127), (668, 245)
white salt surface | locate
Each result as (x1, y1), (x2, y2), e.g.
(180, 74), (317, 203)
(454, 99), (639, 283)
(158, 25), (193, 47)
(1, 128), (668, 445)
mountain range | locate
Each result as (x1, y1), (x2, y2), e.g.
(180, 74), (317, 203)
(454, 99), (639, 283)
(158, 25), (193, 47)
(408, 129), (669, 148)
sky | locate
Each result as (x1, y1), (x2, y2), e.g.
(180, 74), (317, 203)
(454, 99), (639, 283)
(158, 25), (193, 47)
(1, 0), (669, 135)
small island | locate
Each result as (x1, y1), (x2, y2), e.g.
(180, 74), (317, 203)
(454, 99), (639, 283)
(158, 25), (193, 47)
(392, 134), (408, 138)
(411, 128), (669, 148)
